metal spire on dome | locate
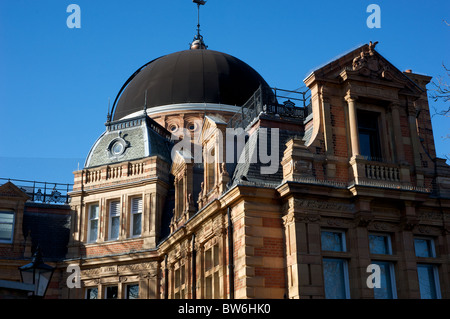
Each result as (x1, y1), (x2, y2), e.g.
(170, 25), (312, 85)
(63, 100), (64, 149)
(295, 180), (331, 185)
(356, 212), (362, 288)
(106, 97), (112, 124)
(190, 0), (207, 50)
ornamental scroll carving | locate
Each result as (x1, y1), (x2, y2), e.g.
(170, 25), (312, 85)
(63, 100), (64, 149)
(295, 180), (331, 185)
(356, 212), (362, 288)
(352, 42), (393, 81)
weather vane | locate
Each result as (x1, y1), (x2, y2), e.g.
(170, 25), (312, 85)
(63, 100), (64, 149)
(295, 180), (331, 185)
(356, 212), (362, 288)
(191, 0), (208, 49)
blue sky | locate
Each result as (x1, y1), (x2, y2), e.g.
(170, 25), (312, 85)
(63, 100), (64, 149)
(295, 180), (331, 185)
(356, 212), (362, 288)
(0, 0), (449, 184)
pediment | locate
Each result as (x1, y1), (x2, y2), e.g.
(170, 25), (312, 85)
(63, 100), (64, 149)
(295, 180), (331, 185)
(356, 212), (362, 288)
(0, 182), (30, 200)
(170, 150), (193, 175)
(199, 115), (227, 143)
(305, 42), (424, 96)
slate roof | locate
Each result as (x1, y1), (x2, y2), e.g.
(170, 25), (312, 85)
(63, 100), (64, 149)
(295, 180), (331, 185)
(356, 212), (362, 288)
(85, 115), (173, 168)
(22, 203), (71, 261)
(230, 127), (302, 187)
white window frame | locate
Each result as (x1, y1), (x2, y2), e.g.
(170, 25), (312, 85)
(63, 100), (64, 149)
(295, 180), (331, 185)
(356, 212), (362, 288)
(130, 197), (143, 238)
(0, 210), (15, 244)
(368, 233), (393, 255)
(87, 204), (99, 243)
(108, 200), (121, 240)
(321, 229), (347, 252)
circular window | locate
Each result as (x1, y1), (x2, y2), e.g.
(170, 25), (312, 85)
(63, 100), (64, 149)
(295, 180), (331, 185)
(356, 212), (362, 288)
(169, 124), (178, 132)
(188, 123), (196, 131)
(112, 141), (124, 155)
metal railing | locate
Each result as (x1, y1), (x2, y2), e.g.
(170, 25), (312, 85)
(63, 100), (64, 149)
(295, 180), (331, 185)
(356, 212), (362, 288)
(227, 86), (311, 129)
(0, 178), (73, 204)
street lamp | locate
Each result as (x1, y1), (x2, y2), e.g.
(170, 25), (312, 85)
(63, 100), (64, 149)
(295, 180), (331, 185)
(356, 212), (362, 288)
(18, 246), (55, 298)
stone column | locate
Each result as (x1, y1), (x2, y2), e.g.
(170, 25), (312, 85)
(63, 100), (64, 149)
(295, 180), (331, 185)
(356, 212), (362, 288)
(345, 95), (360, 158)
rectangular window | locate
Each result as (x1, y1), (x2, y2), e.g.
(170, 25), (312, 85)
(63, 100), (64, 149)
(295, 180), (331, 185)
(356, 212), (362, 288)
(88, 204), (99, 243)
(323, 258), (350, 299)
(109, 201), (121, 240)
(86, 287), (98, 299)
(203, 243), (221, 299)
(125, 284), (139, 299)
(131, 197), (142, 237)
(321, 230), (346, 252)
(369, 234), (392, 255)
(105, 286), (118, 299)
(358, 110), (382, 160)
(414, 238), (436, 258)
(372, 261), (397, 299)
(0, 211), (14, 243)
(417, 264), (441, 299)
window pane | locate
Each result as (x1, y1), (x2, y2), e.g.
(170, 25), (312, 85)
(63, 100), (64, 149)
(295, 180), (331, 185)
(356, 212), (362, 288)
(205, 248), (212, 271)
(89, 205), (99, 219)
(89, 220), (98, 242)
(105, 286), (118, 299)
(369, 235), (390, 255)
(132, 213), (142, 236)
(417, 265), (439, 299)
(214, 244), (219, 267)
(181, 265), (185, 285)
(214, 271), (220, 299)
(132, 198), (142, 213)
(323, 258), (348, 299)
(321, 231), (345, 252)
(205, 275), (212, 299)
(110, 201), (120, 216)
(414, 238), (434, 258)
(110, 216), (120, 239)
(0, 212), (14, 242)
(0, 212), (14, 223)
(373, 261), (395, 299)
(126, 284), (139, 299)
(175, 268), (180, 288)
(358, 110), (381, 160)
(0, 223), (13, 241)
(359, 132), (372, 158)
(86, 288), (98, 299)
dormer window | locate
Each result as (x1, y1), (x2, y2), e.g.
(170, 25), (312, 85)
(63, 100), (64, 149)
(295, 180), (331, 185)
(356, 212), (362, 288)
(0, 210), (14, 243)
(358, 110), (382, 161)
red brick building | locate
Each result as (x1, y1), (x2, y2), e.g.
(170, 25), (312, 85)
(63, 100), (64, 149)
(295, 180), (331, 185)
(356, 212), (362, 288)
(1, 40), (449, 299)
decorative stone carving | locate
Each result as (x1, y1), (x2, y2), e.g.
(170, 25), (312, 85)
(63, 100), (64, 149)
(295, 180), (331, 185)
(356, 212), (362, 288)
(352, 42), (393, 81)
(323, 217), (353, 228)
(295, 213), (321, 223)
(371, 222), (395, 232)
(294, 199), (354, 213)
(355, 212), (373, 228)
(400, 216), (419, 231)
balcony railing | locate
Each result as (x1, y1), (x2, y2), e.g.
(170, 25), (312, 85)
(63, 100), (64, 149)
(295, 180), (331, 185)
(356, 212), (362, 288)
(227, 86), (311, 129)
(0, 178), (73, 204)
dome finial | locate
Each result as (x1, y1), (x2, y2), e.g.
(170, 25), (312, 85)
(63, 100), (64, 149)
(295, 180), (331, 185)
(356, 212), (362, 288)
(190, 0), (208, 50)
(106, 97), (111, 123)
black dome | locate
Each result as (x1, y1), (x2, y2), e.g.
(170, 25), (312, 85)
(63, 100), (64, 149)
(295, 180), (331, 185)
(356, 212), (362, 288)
(112, 49), (272, 120)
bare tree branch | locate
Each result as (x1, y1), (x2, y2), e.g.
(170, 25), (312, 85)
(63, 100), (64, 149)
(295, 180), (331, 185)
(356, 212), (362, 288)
(430, 63), (450, 117)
